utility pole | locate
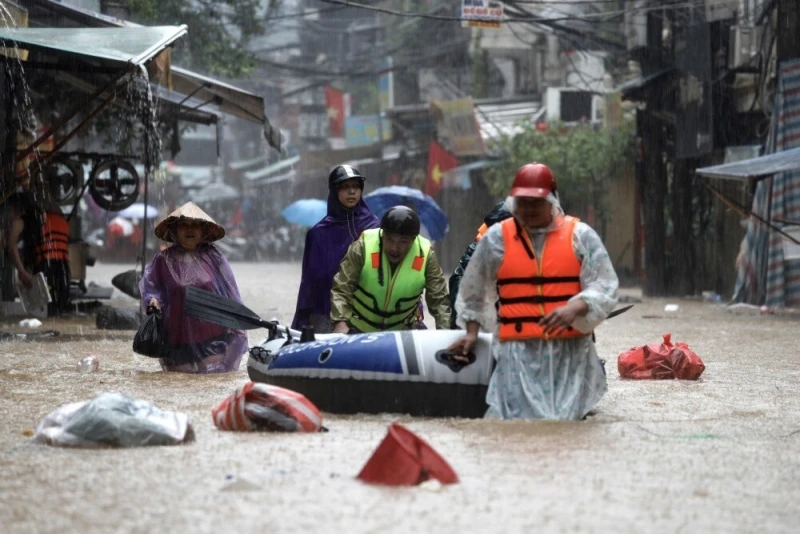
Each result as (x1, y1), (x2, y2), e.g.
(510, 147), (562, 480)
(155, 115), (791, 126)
(777, 0), (800, 61)
(670, 4), (713, 296)
(640, 10), (668, 296)
(1, 61), (18, 302)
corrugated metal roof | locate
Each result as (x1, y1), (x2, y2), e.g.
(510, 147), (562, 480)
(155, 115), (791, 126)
(476, 101), (544, 141)
(696, 147), (800, 181)
(245, 155), (301, 181)
(22, 0), (280, 150)
(0, 26), (187, 67)
(229, 153), (271, 172)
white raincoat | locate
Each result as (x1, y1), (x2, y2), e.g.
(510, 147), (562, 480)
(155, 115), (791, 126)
(455, 196), (619, 420)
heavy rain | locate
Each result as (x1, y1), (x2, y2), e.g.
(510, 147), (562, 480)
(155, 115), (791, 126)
(1, 1), (799, 533)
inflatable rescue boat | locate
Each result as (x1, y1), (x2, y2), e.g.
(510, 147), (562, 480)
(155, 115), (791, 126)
(247, 328), (494, 418)
(180, 286), (493, 418)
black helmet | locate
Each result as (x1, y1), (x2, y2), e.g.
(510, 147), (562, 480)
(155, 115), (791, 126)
(380, 206), (420, 237)
(328, 165), (365, 189)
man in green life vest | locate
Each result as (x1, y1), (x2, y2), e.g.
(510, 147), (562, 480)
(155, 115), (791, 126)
(330, 206), (451, 333)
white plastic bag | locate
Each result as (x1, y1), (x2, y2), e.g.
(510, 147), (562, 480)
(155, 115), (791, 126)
(34, 393), (194, 448)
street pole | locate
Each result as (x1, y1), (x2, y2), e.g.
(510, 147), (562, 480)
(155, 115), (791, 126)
(0, 62), (16, 302)
(640, 9), (668, 296)
(777, 0), (800, 62)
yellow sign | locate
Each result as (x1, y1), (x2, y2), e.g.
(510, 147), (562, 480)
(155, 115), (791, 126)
(434, 98), (485, 156)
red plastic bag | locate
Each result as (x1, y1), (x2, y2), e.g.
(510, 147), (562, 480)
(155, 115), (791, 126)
(212, 382), (323, 432)
(617, 333), (705, 380)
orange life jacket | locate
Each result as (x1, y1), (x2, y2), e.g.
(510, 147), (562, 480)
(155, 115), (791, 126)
(34, 212), (69, 266)
(496, 215), (585, 340)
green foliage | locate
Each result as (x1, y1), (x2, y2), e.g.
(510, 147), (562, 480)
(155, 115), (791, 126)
(123, 0), (268, 78)
(342, 81), (379, 116)
(485, 119), (636, 228)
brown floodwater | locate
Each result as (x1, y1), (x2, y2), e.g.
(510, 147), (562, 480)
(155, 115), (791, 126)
(1, 262), (799, 533)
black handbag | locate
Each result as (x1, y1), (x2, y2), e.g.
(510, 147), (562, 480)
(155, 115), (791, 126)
(133, 306), (169, 357)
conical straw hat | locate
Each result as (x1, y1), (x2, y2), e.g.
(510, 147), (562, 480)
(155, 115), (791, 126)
(154, 201), (225, 243)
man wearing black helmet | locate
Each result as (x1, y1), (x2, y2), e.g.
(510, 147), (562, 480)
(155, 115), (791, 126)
(330, 205), (451, 333)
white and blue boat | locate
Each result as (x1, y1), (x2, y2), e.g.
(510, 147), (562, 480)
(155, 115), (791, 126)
(183, 286), (494, 418)
(247, 328), (494, 418)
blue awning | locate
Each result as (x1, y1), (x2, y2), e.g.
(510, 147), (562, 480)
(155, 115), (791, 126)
(443, 160), (499, 189)
(443, 160), (499, 176)
(696, 147), (800, 181)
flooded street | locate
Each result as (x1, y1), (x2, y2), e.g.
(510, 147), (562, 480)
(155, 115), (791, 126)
(1, 262), (799, 533)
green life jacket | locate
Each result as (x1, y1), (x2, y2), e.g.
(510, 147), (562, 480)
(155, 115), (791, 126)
(350, 228), (431, 332)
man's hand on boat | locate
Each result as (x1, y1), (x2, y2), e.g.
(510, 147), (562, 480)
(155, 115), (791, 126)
(333, 321), (350, 334)
(447, 321), (479, 361)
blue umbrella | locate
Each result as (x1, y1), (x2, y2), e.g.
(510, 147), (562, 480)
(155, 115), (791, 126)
(281, 198), (327, 227)
(363, 186), (449, 241)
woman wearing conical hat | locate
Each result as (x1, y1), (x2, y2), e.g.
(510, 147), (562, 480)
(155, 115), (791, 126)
(139, 202), (248, 373)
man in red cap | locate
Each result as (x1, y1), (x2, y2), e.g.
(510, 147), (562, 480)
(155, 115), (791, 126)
(448, 163), (619, 420)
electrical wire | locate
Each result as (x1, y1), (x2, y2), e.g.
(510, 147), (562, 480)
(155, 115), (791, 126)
(318, 0), (715, 24)
(260, 36), (472, 78)
(271, 0), (718, 101)
(264, 5), (347, 21)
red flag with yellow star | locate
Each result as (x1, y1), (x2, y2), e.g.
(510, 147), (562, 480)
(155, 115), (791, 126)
(325, 86), (346, 138)
(426, 141), (458, 197)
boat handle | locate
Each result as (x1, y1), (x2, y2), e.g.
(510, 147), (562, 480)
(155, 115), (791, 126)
(318, 348), (333, 364)
(435, 349), (476, 372)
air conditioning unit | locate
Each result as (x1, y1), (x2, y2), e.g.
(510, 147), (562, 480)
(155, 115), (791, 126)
(545, 88), (595, 123)
(706, 0), (737, 22)
(729, 26), (762, 70)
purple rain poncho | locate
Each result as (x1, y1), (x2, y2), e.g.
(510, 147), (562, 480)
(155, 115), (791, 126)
(139, 244), (248, 373)
(291, 189), (379, 331)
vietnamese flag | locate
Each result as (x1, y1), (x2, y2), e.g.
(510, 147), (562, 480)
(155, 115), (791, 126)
(425, 141), (458, 197)
(325, 86), (346, 138)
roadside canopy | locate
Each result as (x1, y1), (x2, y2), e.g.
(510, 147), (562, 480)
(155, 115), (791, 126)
(0, 25), (187, 67)
(0, 26), (218, 126)
(14, 0), (281, 150)
(695, 147), (800, 181)
(170, 67), (282, 151)
(245, 155), (300, 182)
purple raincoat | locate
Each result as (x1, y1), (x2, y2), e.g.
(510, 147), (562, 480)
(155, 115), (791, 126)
(139, 244), (248, 373)
(291, 189), (379, 331)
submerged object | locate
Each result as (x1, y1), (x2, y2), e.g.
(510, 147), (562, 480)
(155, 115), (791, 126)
(76, 356), (100, 373)
(247, 327), (494, 418)
(357, 423), (459, 486)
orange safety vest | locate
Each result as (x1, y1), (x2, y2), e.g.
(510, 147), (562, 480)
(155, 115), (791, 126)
(496, 216), (585, 340)
(34, 212), (70, 266)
